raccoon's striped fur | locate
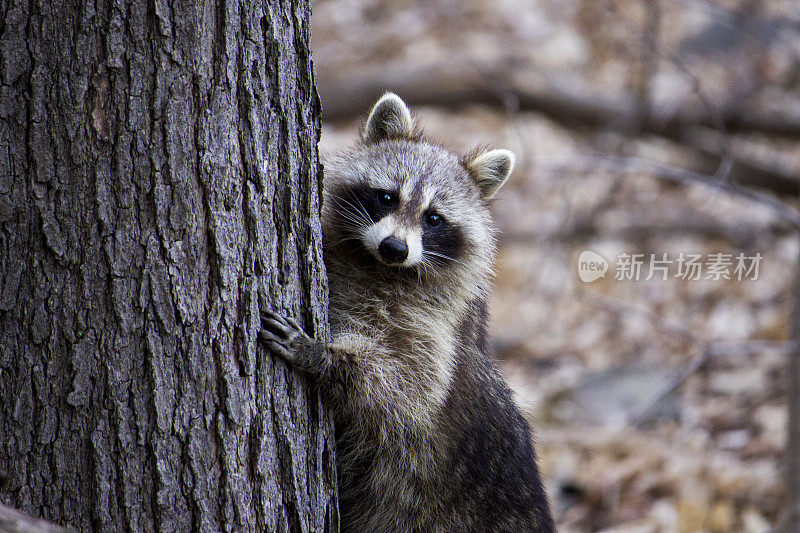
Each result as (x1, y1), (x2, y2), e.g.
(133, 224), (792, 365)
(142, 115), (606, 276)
(260, 93), (554, 532)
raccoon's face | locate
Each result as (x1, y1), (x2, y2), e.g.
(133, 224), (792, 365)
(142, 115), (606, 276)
(330, 155), (469, 270)
(323, 93), (514, 276)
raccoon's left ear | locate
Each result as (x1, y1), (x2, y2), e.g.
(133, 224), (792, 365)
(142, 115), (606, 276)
(465, 149), (515, 200)
(363, 92), (415, 144)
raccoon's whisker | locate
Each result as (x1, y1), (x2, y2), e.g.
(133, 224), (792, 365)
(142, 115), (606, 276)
(423, 250), (465, 266)
(334, 203), (371, 226)
(340, 192), (372, 221)
(422, 256), (442, 269)
(329, 236), (364, 247)
(332, 197), (366, 219)
(334, 208), (372, 232)
(330, 191), (360, 207)
(337, 214), (370, 231)
(331, 194), (372, 227)
(418, 257), (436, 280)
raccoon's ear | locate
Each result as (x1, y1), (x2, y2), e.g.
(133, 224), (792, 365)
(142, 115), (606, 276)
(465, 149), (515, 200)
(362, 92), (415, 144)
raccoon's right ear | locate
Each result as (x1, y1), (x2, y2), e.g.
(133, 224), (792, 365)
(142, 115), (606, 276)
(362, 92), (415, 144)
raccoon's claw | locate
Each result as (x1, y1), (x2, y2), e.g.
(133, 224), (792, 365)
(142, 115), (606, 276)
(260, 309), (303, 338)
(259, 309), (311, 363)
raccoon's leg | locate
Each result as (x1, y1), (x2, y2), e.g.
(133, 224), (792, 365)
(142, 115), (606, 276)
(259, 309), (351, 388)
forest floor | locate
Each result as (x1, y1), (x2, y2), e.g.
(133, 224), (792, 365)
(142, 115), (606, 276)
(312, 1), (800, 530)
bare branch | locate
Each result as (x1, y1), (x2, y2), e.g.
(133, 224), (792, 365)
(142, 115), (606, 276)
(317, 61), (799, 198)
(539, 155), (800, 230)
(500, 213), (786, 249)
(579, 289), (798, 428)
(317, 60), (800, 138)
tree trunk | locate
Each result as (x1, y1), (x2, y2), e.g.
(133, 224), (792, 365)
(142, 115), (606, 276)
(0, 1), (337, 531)
(784, 233), (800, 532)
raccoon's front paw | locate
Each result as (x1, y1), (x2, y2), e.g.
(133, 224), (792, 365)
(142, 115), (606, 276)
(259, 309), (312, 364)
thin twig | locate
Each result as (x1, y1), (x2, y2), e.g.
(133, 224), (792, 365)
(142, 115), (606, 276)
(608, 0), (745, 192)
(580, 289), (798, 427)
(316, 61), (800, 138)
(579, 288), (701, 345)
(630, 347), (710, 427)
(540, 155), (800, 230)
(631, 340), (798, 428)
(671, 0), (800, 62)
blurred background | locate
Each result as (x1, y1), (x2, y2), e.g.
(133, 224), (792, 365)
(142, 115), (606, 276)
(310, 1), (800, 531)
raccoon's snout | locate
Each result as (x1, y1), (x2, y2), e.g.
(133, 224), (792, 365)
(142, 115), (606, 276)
(378, 236), (408, 264)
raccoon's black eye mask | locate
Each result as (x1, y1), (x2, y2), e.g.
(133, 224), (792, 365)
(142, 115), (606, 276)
(343, 185), (399, 223)
(425, 211), (443, 227)
(375, 190), (398, 209)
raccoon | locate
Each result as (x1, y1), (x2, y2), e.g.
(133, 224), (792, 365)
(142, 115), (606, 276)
(260, 93), (554, 532)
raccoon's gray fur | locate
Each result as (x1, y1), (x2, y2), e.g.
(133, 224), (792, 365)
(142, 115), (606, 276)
(260, 93), (554, 532)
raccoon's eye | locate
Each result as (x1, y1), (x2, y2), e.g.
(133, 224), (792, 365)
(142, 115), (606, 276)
(376, 190), (398, 207)
(426, 212), (443, 227)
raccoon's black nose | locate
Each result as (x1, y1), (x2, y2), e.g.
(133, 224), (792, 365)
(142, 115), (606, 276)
(378, 237), (408, 264)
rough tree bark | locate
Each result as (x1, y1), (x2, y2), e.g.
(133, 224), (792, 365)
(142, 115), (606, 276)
(0, 1), (337, 531)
